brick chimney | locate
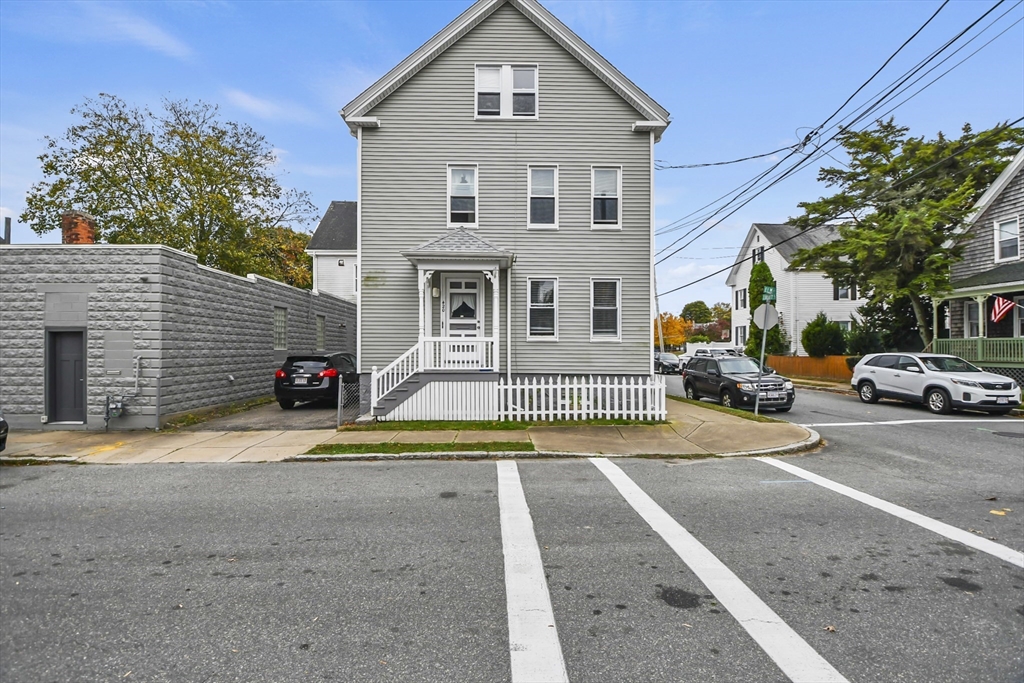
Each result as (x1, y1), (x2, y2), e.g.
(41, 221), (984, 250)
(61, 211), (96, 244)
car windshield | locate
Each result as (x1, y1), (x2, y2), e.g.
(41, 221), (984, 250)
(918, 356), (981, 373)
(718, 358), (762, 374)
(659, 354), (678, 362)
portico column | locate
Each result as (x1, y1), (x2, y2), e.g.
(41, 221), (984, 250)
(417, 267), (425, 339)
(492, 267), (500, 371)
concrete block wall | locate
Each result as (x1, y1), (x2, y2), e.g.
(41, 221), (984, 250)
(0, 245), (356, 430)
(0, 246), (164, 430)
(157, 250), (355, 417)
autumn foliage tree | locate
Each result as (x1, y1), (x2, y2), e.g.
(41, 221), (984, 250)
(21, 94), (317, 287)
(654, 312), (692, 349)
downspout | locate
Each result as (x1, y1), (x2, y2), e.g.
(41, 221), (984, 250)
(506, 258), (512, 383)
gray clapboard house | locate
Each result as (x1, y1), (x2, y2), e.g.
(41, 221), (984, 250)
(343, 0), (670, 419)
(934, 147), (1024, 382)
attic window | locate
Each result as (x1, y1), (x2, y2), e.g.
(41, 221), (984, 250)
(476, 65), (538, 118)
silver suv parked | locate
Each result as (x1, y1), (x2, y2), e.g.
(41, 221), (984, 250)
(851, 353), (1020, 415)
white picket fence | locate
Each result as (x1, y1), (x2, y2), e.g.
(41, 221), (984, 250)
(498, 375), (666, 422)
(380, 380), (499, 422)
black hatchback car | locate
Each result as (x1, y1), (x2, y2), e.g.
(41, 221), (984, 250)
(682, 356), (795, 412)
(654, 352), (682, 374)
(274, 353), (356, 409)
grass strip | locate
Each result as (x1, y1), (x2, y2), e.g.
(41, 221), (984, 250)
(667, 395), (782, 423)
(307, 441), (535, 455)
(339, 418), (661, 432)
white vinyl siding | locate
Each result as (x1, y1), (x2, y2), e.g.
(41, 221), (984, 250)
(475, 64), (538, 118)
(273, 307), (287, 350)
(312, 252), (357, 302)
(528, 166), (557, 228)
(359, 3), (652, 374)
(995, 217), (1020, 261)
(527, 278), (557, 339)
(591, 278), (621, 341)
(592, 166), (621, 229)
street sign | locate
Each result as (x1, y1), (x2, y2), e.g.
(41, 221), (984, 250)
(752, 303), (779, 330)
(763, 286), (776, 302)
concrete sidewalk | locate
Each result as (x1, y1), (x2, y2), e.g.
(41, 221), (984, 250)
(2, 399), (816, 463)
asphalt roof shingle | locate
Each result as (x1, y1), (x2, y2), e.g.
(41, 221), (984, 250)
(951, 261), (1024, 291)
(753, 223), (842, 262)
(406, 228), (508, 254)
(307, 201), (356, 251)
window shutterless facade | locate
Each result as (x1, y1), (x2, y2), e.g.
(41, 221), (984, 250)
(591, 278), (621, 340)
(527, 278), (557, 339)
(592, 167), (621, 229)
(448, 165), (477, 227)
(274, 306), (287, 350)
(995, 217), (1020, 261)
(475, 65), (538, 118)
(528, 166), (557, 228)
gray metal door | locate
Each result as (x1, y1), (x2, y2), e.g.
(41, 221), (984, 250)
(51, 331), (86, 422)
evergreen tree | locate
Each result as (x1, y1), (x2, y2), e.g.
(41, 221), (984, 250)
(744, 261), (787, 356)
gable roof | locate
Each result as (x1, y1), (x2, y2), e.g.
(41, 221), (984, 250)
(306, 201), (357, 251)
(724, 223), (842, 286)
(341, 0), (670, 136)
(968, 147), (1024, 223)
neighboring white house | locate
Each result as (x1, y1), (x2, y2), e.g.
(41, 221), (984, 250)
(306, 201), (357, 302)
(725, 223), (861, 356)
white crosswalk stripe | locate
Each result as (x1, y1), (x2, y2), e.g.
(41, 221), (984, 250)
(497, 461), (569, 683)
(590, 457), (849, 683)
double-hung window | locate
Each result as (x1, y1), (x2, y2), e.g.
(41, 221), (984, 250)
(273, 306), (287, 350)
(592, 167), (621, 228)
(736, 288), (747, 309)
(448, 165), (477, 226)
(591, 278), (621, 340)
(476, 65), (538, 118)
(965, 301), (980, 338)
(528, 166), (557, 228)
(995, 217), (1020, 261)
(833, 282), (856, 300)
(752, 247), (765, 263)
(528, 279), (557, 339)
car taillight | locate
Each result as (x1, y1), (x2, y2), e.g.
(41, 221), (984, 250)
(275, 369), (286, 379)
(319, 367), (338, 378)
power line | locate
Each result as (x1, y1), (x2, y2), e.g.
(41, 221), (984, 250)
(655, 116), (1024, 298)
(654, 144), (799, 170)
(653, 0), (1017, 263)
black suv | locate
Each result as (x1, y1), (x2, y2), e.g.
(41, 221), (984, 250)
(274, 353), (356, 409)
(682, 356), (795, 412)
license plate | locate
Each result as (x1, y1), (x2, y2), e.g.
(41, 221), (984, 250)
(764, 391), (783, 399)
(997, 397), (1009, 404)
(293, 376), (308, 385)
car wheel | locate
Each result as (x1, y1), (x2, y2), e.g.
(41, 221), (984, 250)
(858, 381), (878, 404)
(925, 388), (952, 415)
(685, 382), (698, 400)
(720, 390), (736, 409)
(278, 399), (295, 410)
(775, 406), (792, 413)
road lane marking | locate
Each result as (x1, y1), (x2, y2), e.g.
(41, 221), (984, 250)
(590, 458), (848, 683)
(496, 462), (568, 683)
(759, 458), (1024, 568)
(798, 418), (1018, 427)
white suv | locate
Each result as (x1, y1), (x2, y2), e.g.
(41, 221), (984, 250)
(851, 353), (1020, 415)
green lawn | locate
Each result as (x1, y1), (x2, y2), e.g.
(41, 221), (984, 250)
(339, 418), (662, 432)
(667, 395), (782, 423)
(306, 441), (536, 455)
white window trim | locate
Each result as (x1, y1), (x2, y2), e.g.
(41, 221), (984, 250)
(590, 277), (622, 342)
(993, 216), (1020, 263)
(591, 165), (623, 230)
(965, 300), (980, 338)
(474, 64), (539, 120)
(526, 277), (558, 341)
(447, 163), (479, 229)
(527, 165), (558, 230)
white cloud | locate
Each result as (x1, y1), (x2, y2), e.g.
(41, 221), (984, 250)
(223, 89), (320, 125)
(83, 3), (193, 60)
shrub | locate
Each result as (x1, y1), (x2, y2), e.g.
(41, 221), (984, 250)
(802, 312), (847, 357)
(687, 334), (710, 343)
(845, 320), (883, 356)
(845, 356), (862, 371)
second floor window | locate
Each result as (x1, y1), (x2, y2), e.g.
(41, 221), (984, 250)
(736, 288), (747, 309)
(449, 166), (477, 226)
(476, 65), (537, 118)
(752, 246), (765, 263)
(833, 282), (856, 300)
(529, 167), (557, 227)
(996, 218), (1020, 261)
(592, 167), (620, 228)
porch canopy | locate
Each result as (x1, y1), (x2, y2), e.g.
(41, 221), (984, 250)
(401, 228), (514, 370)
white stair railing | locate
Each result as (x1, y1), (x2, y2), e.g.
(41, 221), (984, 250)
(371, 341), (422, 408)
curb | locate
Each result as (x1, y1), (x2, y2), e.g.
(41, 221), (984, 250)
(792, 383), (857, 396)
(284, 429), (822, 462)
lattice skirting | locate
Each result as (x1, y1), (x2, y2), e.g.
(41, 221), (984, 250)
(980, 366), (1024, 385)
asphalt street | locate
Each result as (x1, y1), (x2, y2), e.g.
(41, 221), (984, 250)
(3, 384), (1023, 683)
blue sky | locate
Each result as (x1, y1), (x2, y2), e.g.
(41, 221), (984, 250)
(1, 0), (1021, 313)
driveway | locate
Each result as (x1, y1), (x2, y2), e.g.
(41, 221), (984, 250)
(185, 400), (338, 431)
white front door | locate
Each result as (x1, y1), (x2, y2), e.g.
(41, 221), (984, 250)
(441, 275), (484, 368)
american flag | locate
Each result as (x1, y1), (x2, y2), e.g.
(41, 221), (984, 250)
(990, 295), (1015, 324)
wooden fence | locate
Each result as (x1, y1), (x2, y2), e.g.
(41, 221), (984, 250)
(766, 355), (853, 381)
(498, 375), (666, 422)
